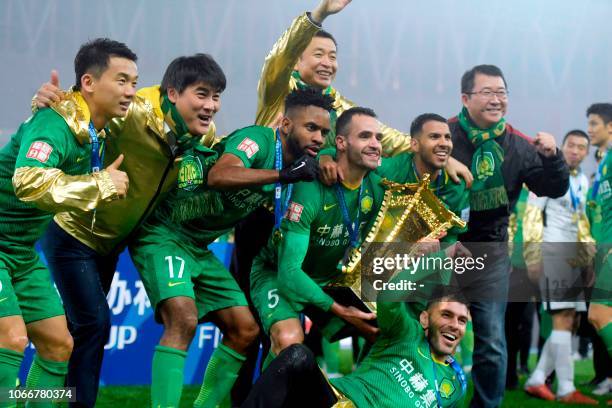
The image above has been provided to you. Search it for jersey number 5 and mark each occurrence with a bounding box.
[267,289,279,309]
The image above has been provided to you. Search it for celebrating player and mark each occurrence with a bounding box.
[0,38,136,400]
[250,107,386,365]
[127,87,334,407]
[242,293,470,408]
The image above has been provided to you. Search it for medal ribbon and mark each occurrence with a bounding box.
[88,121,105,173]
[334,182,365,249]
[274,129,293,233]
[568,172,582,214]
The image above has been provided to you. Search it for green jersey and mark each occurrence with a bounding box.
[265,172,386,311]
[0,109,94,256]
[331,301,465,408]
[591,149,611,304]
[142,125,277,245]
[586,186,603,242]
[597,149,611,243]
[376,152,470,242]
[509,187,529,268]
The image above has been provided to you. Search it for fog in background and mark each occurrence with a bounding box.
[2,0,610,174]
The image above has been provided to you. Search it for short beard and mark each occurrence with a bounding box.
[286,134,305,160]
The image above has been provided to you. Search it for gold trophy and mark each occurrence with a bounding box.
[324,175,466,315]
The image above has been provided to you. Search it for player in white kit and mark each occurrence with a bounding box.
[524,129,598,405]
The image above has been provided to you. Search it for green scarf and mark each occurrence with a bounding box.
[292,71,338,145]
[457,107,509,211]
[160,94,223,223]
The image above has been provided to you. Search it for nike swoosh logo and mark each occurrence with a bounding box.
[323,204,337,211]
[168,282,186,287]
[76,157,85,163]
[0,297,7,303]
[292,162,306,172]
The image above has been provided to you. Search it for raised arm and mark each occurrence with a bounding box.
[522,132,570,198]
[255,0,352,127]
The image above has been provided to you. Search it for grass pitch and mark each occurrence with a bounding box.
[91,357,609,407]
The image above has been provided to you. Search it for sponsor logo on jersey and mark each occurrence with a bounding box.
[323,203,337,211]
[286,202,304,222]
[26,141,53,163]
[361,195,373,214]
[177,154,204,191]
[237,137,259,159]
[168,281,186,287]
[440,378,456,398]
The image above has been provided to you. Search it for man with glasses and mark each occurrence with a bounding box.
[447,64,570,407]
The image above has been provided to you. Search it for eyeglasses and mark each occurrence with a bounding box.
[467,89,509,99]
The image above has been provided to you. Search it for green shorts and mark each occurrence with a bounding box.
[129,236,247,323]
[250,258,346,338]
[0,251,65,323]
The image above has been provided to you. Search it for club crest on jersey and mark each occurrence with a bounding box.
[440,378,456,398]
[286,202,304,222]
[237,137,259,159]
[177,154,204,191]
[360,195,373,214]
[26,141,53,163]
[475,151,494,180]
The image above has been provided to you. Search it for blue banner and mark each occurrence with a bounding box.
[19,243,234,385]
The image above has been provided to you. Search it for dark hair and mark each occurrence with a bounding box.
[563,129,590,146]
[314,29,337,47]
[335,107,378,137]
[410,113,448,138]
[74,38,137,91]
[425,288,470,311]
[461,64,507,94]
[160,53,226,95]
[284,87,335,115]
[586,103,612,125]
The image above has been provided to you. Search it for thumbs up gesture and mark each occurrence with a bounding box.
[34,70,64,109]
[105,154,129,198]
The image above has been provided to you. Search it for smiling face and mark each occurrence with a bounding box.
[420,301,469,359]
[562,134,589,169]
[168,81,220,136]
[86,56,138,123]
[295,36,338,89]
[461,73,507,129]
[411,120,453,174]
[336,114,382,171]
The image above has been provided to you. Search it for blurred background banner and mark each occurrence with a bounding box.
[1,0,611,174]
[18,243,234,386]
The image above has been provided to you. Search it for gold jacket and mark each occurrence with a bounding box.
[13,91,118,213]
[256,12,411,157]
[53,86,217,255]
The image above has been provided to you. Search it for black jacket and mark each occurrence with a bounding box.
[449,117,570,243]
